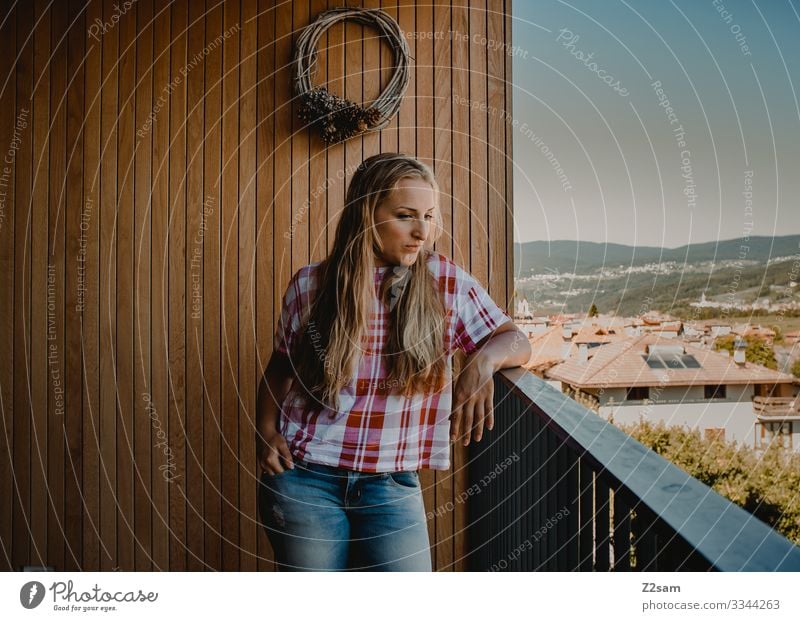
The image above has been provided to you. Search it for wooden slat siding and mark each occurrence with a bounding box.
[397,0,414,159]
[291,0,309,272]
[133,0,153,572]
[115,0,136,572]
[504,0,512,309]
[57,0,86,571]
[11,0,31,572]
[203,0,223,572]
[63,0,87,571]
[167,0,188,572]
[0,0,15,572]
[450,0,470,573]
[99,0,119,571]
[308,0,328,263]
[151,0,171,571]
[185,0,205,571]
[324,0,343,255]
[47,0,67,573]
[30,0,50,569]
[487,0,504,308]
[82,0,101,572]
[273,0,291,341]
[255,0,276,570]
[432,0,454,572]
[4,0,513,571]
[361,0,381,162]
[220,0,240,572]
[343,7,363,241]
[239,0,258,572]
[379,0,398,153]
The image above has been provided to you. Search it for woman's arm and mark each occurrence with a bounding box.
[256,351,296,474]
[450,321,532,446]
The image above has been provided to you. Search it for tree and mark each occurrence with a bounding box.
[713,335,778,369]
[588,303,599,318]
[791,358,800,379]
[618,419,800,545]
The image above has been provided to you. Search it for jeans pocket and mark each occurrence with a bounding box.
[386,470,420,490]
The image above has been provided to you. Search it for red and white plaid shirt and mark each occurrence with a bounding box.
[274,252,510,472]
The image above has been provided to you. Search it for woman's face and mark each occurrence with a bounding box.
[373,177,437,267]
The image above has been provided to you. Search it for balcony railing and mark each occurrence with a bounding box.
[753,395,800,421]
[467,368,800,571]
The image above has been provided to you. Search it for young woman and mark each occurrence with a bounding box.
[256,153,531,571]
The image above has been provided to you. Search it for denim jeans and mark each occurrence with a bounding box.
[257,459,432,571]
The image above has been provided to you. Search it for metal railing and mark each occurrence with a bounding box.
[467,368,800,571]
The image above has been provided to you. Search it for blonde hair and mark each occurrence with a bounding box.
[292,153,448,412]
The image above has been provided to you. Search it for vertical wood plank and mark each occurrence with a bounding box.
[291,0,309,272]
[30,0,51,569]
[324,0,344,253]
[47,0,67,572]
[487,0,505,308]
[220,0,240,572]
[432,0,454,572]
[379,0,398,153]
[133,0,154,571]
[343,2,363,222]
[9,3,34,570]
[451,0,470,572]
[239,0,258,573]
[273,0,291,328]
[256,0,277,571]
[203,0,223,571]
[168,0,188,572]
[151,0,171,571]
[185,0,206,571]
[81,0,102,572]
[504,0,513,307]
[361,0,380,161]
[308,0,328,263]
[0,0,14,572]
[115,0,136,572]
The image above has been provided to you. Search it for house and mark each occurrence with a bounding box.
[545,334,799,451]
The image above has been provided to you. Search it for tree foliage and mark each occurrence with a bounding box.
[618,419,800,545]
[713,335,778,369]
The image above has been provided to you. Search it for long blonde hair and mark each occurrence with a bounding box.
[292,153,448,412]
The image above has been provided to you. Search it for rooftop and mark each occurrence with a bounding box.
[545,333,796,389]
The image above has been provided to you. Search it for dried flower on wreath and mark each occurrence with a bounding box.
[293,8,410,144]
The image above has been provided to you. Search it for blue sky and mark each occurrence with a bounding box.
[512,0,800,247]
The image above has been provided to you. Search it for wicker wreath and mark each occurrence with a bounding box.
[293,7,410,144]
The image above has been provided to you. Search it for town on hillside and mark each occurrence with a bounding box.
[513,301,800,453]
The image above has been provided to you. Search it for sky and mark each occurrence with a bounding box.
[511,0,800,247]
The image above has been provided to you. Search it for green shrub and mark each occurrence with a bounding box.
[618,418,800,545]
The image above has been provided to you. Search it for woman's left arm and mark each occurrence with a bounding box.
[450,321,532,446]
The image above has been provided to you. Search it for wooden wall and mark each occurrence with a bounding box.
[0,0,513,571]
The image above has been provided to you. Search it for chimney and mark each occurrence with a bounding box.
[733,338,746,365]
[578,343,588,364]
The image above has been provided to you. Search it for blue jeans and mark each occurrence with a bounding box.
[257,459,432,571]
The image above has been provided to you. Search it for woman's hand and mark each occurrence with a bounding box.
[450,352,496,446]
[257,425,295,475]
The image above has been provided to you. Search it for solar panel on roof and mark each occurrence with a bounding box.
[663,354,684,369]
[643,355,664,369]
[681,355,701,368]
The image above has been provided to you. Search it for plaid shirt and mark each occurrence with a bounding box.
[274,252,510,472]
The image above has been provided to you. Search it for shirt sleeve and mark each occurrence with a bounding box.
[273,267,308,356]
[453,266,512,355]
